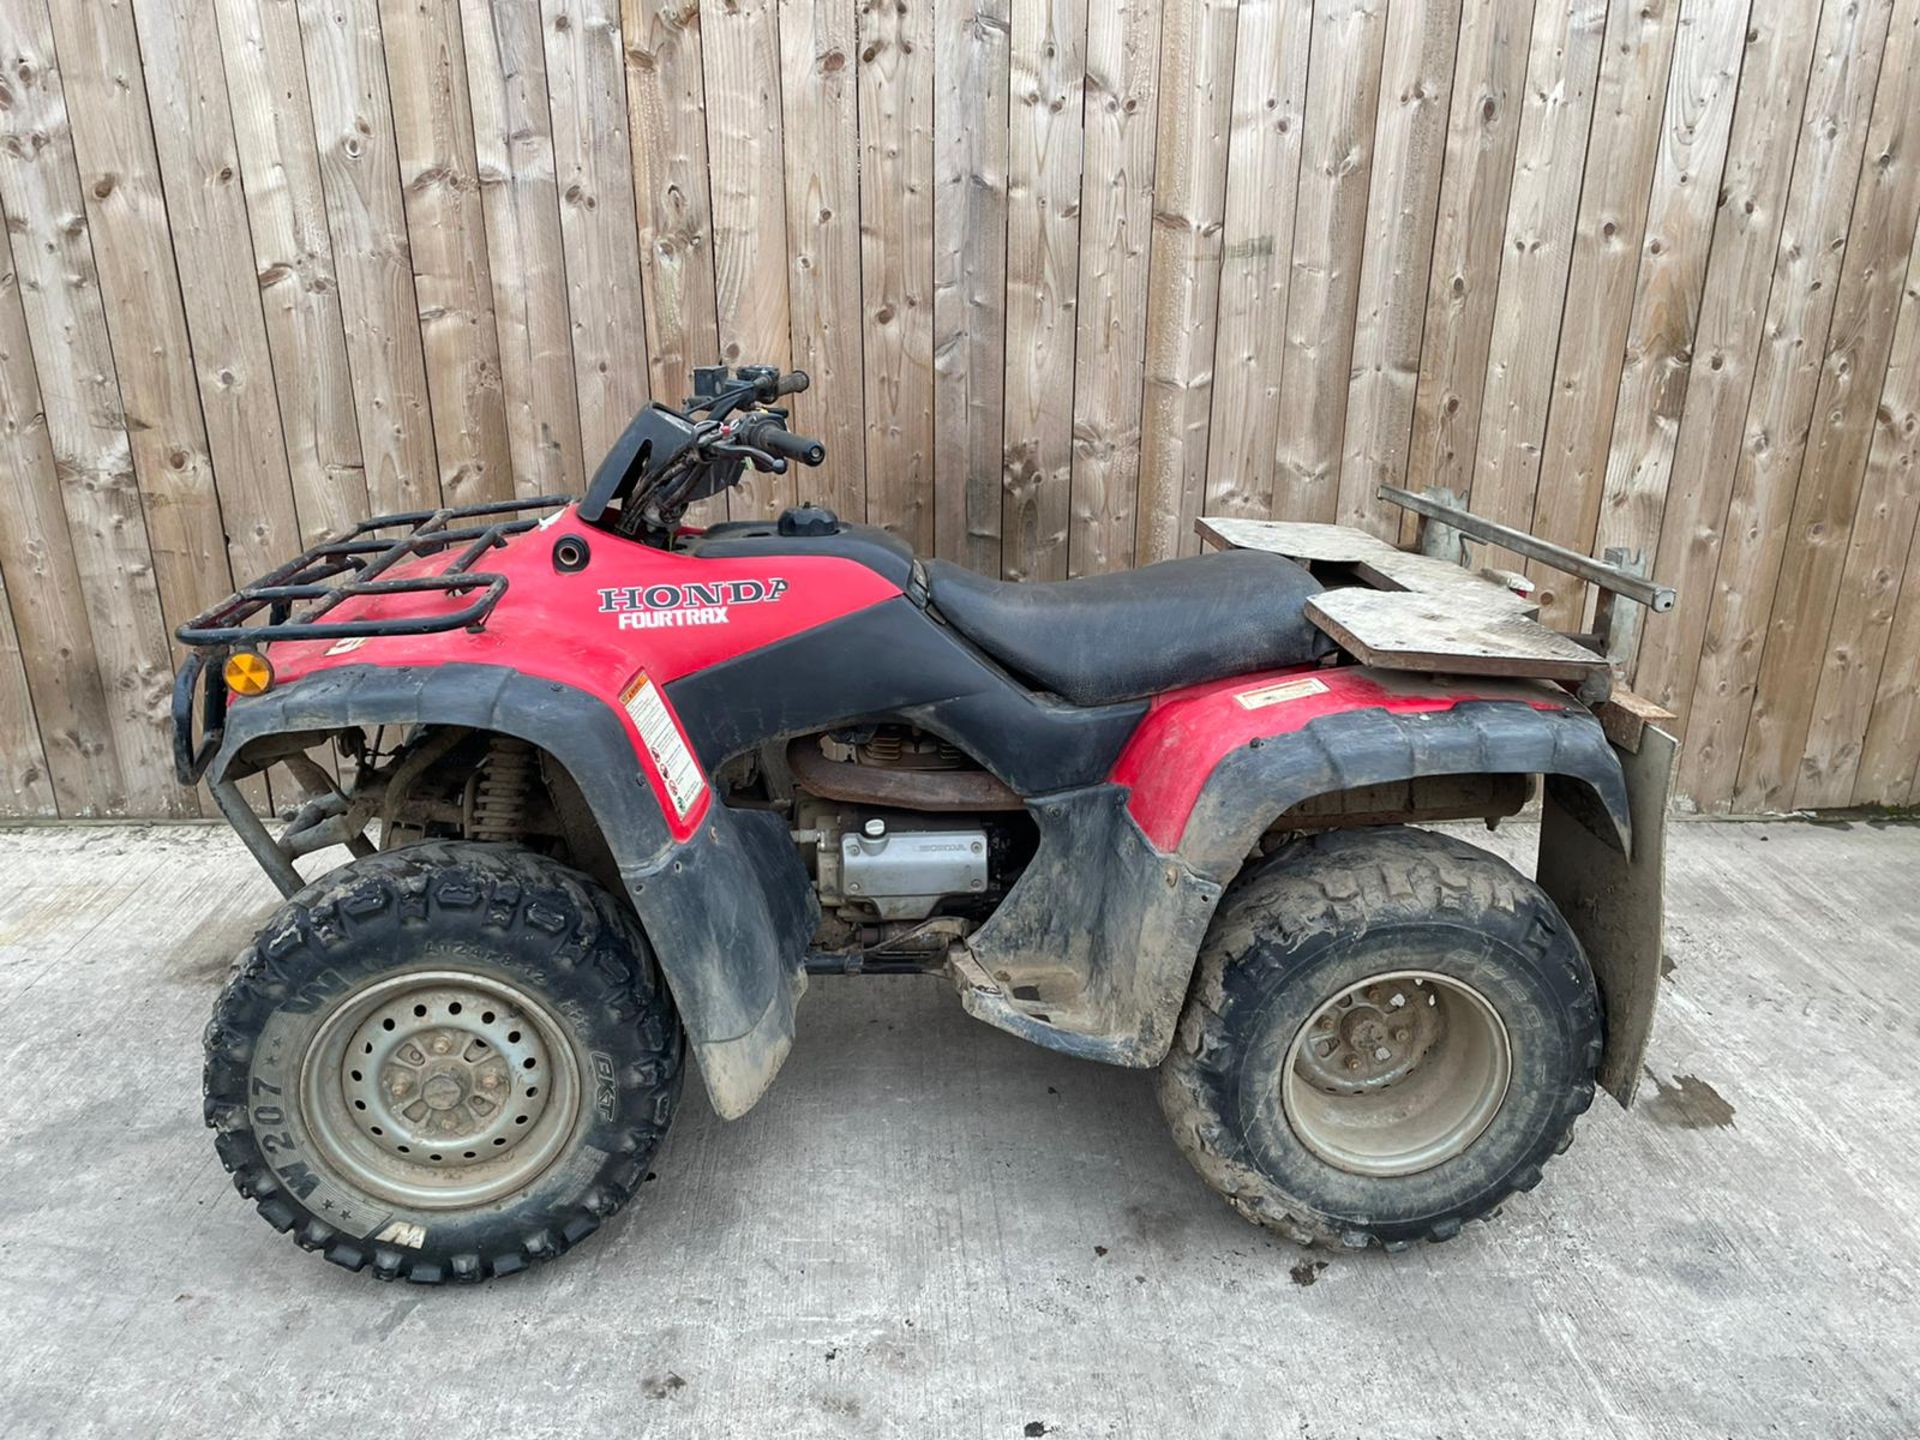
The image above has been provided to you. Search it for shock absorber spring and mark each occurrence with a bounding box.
[465,738,537,843]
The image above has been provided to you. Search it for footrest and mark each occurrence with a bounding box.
[947,946,1160,1066]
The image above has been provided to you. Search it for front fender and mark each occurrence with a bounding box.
[210,662,814,1119]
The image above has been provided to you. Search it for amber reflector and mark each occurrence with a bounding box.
[223,650,274,697]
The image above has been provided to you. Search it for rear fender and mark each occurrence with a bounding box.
[1093,665,1650,1091]
[210,662,814,1119]
[1113,666,1632,878]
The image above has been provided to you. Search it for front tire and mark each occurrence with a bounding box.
[204,842,683,1283]
[1157,826,1600,1250]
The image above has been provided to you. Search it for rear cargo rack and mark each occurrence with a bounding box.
[171,495,570,784]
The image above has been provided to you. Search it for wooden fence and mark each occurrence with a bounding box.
[1,0,1918,819]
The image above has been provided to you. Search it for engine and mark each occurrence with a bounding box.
[816,815,989,920]
[782,724,1037,959]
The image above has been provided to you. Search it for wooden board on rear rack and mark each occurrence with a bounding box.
[1199,514,1607,691]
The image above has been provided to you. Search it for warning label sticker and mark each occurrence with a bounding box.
[1234,676,1330,711]
[620,673,706,821]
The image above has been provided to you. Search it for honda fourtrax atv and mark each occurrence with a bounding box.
[176,364,1675,1284]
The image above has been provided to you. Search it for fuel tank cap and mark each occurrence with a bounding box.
[777,503,840,537]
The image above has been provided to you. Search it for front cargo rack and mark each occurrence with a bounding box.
[177,494,572,647]
[172,494,571,784]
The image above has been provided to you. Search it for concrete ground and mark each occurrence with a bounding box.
[0,820,1915,1439]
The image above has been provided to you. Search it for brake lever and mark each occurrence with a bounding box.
[707,440,788,474]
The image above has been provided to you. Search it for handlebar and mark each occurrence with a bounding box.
[596,364,827,537]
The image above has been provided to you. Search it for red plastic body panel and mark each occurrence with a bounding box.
[1110,665,1569,852]
[261,507,900,840]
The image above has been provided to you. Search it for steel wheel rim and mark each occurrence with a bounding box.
[1281,969,1511,1178]
[299,969,585,1210]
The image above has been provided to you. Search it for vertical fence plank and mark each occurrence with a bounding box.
[1337,0,1462,535]
[932,0,1009,570]
[1204,0,1311,524]
[1736,0,1920,811]
[0,230,120,815]
[1464,0,1606,539]
[0,567,53,816]
[1799,227,1920,806]
[215,0,370,544]
[1403,0,1533,524]
[704,0,797,520]
[1067,0,1160,576]
[50,0,234,634]
[380,0,515,504]
[135,0,307,595]
[623,0,723,488]
[462,0,587,497]
[1272,0,1388,524]
[1875,584,1920,801]
[1136,0,1238,563]
[1855,333,1920,804]
[1632,0,1827,731]
[48,0,244,816]
[0,2,168,815]
[858,0,937,548]
[779,0,868,522]
[1523,0,1684,621]
[544,0,652,465]
[298,0,444,514]
[1588,0,1754,653]
[146,0,346,811]
[1001,0,1089,581]
[1679,0,1895,810]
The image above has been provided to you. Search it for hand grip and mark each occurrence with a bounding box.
[764,428,824,467]
[747,367,812,400]
[737,414,826,466]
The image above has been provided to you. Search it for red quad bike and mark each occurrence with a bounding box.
[177,364,1676,1284]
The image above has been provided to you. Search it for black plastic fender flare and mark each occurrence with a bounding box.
[208,662,815,1119]
[1175,700,1633,881]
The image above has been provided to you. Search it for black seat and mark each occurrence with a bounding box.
[925,548,1331,707]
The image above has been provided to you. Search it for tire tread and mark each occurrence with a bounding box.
[203,842,682,1284]
[1157,827,1600,1250]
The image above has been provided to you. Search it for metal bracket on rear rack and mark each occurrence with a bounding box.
[1379,485,1677,689]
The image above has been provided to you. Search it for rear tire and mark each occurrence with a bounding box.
[203,842,683,1283]
[1157,826,1600,1250]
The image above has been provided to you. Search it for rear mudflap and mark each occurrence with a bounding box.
[1537,725,1677,1107]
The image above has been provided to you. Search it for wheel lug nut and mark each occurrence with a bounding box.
[1343,1055,1361,1072]
[1365,986,1381,1002]
[1393,1028,1410,1043]
[1317,1015,1334,1030]
[391,1075,411,1095]
[432,1036,452,1055]
[480,1072,499,1089]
